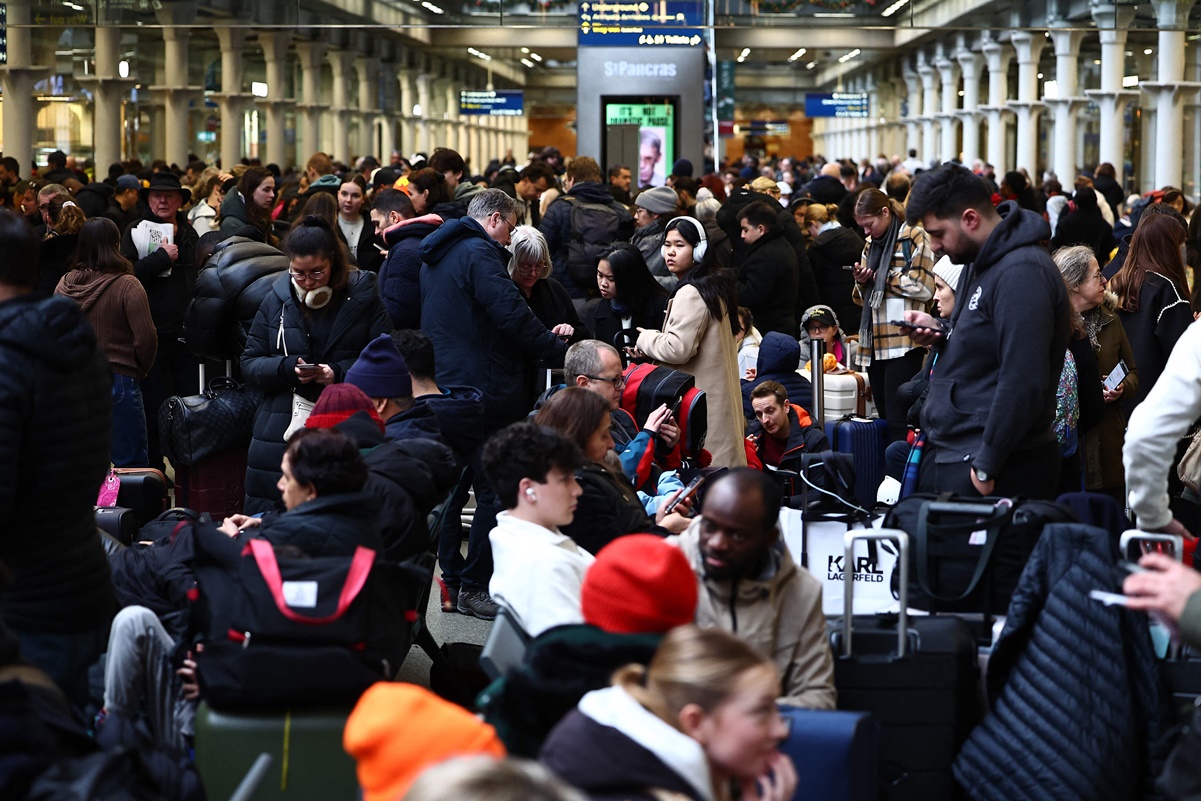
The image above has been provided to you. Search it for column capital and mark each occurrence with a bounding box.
[295,39,328,67]
[259,30,293,62]
[1009,30,1048,65]
[213,26,248,52]
[981,40,1013,73]
[1091,3,1137,40]
[934,54,960,84]
[1150,0,1197,29]
[1048,26,1087,59]
[956,49,985,77]
[328,49,357,77]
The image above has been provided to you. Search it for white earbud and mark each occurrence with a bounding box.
[525,488,537,501]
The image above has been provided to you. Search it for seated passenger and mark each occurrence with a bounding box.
[534,388,692,555]
[346,333,445,444]
[539,625,797,801]
[677,469,836,709]
[479,534,699,757]
[480,422,592,637]
[304,383,457,562]
[740,331,815,421]
[745,380,830,471]
[799,304,859,371]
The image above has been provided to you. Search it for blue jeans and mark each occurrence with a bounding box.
[111,373,149,467]
[439,446,499,593]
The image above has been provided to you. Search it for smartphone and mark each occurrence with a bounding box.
[664,475,705,514]
[667,396,683,420]
[888,319,917,330]
[1103,360,1128,392]
[296,363,321,374]
[841,264,856,271]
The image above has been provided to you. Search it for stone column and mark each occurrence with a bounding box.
[902,63,923,159]
[980,37,1014,173]
[397,69,415,155]
[148,4,201,169]
[955,47,985,167]
[1086,5,1138,186]
[1142,0,1201,189]
[918,56,939,163]
[1007,30,1047,175]
[1045,25,1088,181]
[259,32,293,168]
[0,0,49,173]
[84,26,136,172]
[295,40,327,159]
[328,50,355,164]
[934,48,961,163]
[416,73,433,154]
[213,27,251,168]
[866,75,882,159]
[356,57,379,158]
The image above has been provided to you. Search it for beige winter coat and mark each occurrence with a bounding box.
[637,283,747,467]
[677,522,837,710]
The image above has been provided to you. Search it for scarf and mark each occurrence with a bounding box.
[858,215,902,357]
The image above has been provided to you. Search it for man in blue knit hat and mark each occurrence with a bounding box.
[347,333,446,445]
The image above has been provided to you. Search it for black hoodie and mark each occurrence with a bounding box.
[0,294,115,632]
[920,202,1071,475]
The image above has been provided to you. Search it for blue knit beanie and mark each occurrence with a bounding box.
[346,334,412,399]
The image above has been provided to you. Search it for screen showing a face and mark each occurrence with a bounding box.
[606,102,675,188]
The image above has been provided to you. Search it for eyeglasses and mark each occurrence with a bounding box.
[515,262,541,275]
[289,269,325,281]
[496,213,517,234]
[585,374,626,389]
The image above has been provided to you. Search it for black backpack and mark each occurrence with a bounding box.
[559,195,625,293]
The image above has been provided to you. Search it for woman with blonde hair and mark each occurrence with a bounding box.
[851,188,936,443]
[540,625,796,801]
[802,202,865,331]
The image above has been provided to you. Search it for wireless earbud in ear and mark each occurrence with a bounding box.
[525,488,537,501]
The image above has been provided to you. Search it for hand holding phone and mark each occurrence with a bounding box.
[295,363,321,374]
[888,319,917,331]
[664,475,704,514]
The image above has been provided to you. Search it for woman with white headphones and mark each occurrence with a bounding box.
[634,217,748,467]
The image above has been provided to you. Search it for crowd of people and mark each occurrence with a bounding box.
[3,138,1201,799]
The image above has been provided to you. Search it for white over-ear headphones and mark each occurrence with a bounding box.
[292,278,334,309]
[661,216,708,265]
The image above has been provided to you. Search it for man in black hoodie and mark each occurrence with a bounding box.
[0,210,114,705]
[903,164,1071,499]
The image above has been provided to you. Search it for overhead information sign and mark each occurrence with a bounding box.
[805,92,869,118]
[459,90,524,116]
[579,0,703,47]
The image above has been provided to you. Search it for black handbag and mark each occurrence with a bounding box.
[883,493,1076,615]
[158,376,260,467]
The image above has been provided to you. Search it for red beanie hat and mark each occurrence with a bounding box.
[305,383,385,433]
[581,534,698,634]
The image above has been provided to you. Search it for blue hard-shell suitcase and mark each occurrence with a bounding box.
[825,415,888,507]
[779,707,880,801]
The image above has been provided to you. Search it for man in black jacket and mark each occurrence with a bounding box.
[121,172,202,470]
[0,210,114,705]
[903,164,1071,499]
[492,161,555,227]
[736,202,799,336]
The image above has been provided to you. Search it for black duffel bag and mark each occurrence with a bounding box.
[158,376,260,467]
[884,493,1076,615]
[190,523,422,708]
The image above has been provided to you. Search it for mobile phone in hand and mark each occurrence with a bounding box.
[667,396,683,420]
[296,363,321,374]
[664,475,705,514]
[888,319,917,330]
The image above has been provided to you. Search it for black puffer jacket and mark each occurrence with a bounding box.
[560,462,659,556]
[417,385,487,463]
[378,214,442,330]
[808,225,866,330]
[735,228,798,337]
[954,523,1161,801]
[121,211,201,337]
[0,294,114,633]
[335,412,458,561]
[250,491,384,557]
[240,271,390,514]
[183,236,288,361]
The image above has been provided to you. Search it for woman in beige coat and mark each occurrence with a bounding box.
[636,217,748,467]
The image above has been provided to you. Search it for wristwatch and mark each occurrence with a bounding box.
[974,467,991,482]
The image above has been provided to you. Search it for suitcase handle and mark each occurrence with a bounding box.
[842,529,909,659]
[1119,530,1184,563]
[912,501,1014,604]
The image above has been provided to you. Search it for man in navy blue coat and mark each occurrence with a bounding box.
[420,189,567,619]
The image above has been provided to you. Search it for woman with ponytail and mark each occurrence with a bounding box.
[241,215,389,514]
[33,194,87,297]
[634,217,747,467]
[541,625,797,801]
[851,188,936,443]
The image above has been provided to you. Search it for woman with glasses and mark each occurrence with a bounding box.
[219,166,278,245]
[541,625,797,801]
[241,215,389,515]
[509,225,586,408]
[1055,245,1137,498]
[585,241,668,365]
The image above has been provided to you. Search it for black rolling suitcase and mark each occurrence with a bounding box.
[95,506,138,545]
[829,529,982,801]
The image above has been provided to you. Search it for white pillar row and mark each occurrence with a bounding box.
[442,77,464,156]
[85,26,135,172]
[327,50,355,164]
[259,32,292,168]
[214,27,250,168]
[1007,30,1047,175]
[901,64,923,160]
[397,69,416,156]
[415,73,433,154]
[0,0,49,172]
[150,12,199,169]
[295,41,327,159]
[1144,0,1201,190]
[980,37,1014,173]
[934,48,961,163]
[1046,25,1087,182]
[955,47,985,168]
[918,56,939,166]
[866,75,881,159]
[356,57,378,159]
[1086,5,1138,187]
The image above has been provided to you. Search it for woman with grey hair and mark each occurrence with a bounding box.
[508,225,587,407]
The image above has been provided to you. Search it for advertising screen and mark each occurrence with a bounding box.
[605,99,676,188]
